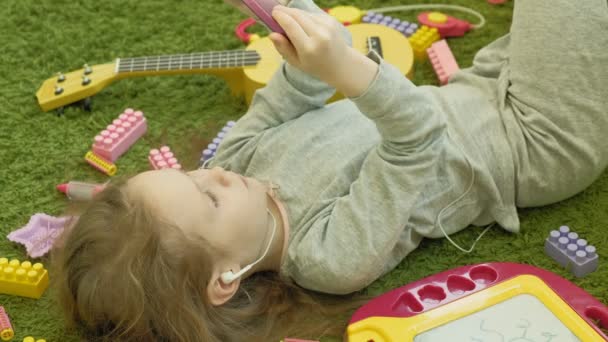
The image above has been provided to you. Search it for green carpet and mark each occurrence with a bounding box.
[0,0,606,341]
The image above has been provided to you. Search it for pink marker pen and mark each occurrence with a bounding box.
[56,181,106,201]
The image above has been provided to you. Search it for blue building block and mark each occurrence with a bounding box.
[199,121,236,168]
[362,12,419,38]
[544,225,598,278]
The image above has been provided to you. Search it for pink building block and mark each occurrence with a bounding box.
[488,0,507,4]
[0,306,14,341]
[92,108,147,162]
[149,146,182,170]
[427,39,460,85]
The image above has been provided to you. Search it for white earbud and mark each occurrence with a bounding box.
[220,208,277,284]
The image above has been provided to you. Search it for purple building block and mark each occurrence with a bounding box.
[362,12,419,37]
[199,121,236,168]
[544,225,598,278]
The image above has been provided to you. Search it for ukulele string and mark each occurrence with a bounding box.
[117,52,261,70]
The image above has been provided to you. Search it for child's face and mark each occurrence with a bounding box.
[127,167,272,261]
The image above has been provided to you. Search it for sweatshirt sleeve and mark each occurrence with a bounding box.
[284,51,447,294]
[210,0,352,171]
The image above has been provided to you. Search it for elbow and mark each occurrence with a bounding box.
[295,258,379,295]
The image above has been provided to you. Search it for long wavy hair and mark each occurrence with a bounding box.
[51,180,367,341]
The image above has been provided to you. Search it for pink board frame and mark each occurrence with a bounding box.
[349,262,608,339]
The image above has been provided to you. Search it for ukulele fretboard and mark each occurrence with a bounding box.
[116,50,261,73]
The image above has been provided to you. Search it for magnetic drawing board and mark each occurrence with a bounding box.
[413,294,580,342]
[346,263,608,341]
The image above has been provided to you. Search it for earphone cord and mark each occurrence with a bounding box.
[435,133,494,253]
[199,156,214,170]
[365,4,486,30]
[248,208,277,269]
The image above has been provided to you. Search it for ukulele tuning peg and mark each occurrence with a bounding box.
[57,72,66,82]
[83,64,93,75]
[81,75,91,86]
[54,85,64,95]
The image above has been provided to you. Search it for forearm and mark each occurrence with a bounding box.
[331,48,380,98]
[349,52,446,152]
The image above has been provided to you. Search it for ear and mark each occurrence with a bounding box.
[207,270,240,306]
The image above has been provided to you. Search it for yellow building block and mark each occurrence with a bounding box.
[23,337,46,342]
[327,6,364,25]
[409,25,440,61]
[0,258,49,299]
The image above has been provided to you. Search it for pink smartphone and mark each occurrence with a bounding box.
[229,0,286,35]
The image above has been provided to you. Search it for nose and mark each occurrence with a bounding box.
[209,166,231,186]
[209,166,224,174]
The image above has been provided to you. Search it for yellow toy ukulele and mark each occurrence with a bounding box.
[36,24,413,113]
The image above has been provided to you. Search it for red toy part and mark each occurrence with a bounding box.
[488,0,508,4]
[235,17,258,44]
[417,11,472,38]
[349,262,608,339]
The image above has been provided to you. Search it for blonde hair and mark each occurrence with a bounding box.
[52,180,367,341]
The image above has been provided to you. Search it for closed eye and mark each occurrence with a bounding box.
[176,169,219,208]
[205,190,219,208]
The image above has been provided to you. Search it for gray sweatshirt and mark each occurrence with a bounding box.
[211,0,520,294]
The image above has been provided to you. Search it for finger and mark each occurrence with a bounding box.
[272,8,311,51]
[308,12,336,28]
[277,7,323,38]
[269,32,298,63]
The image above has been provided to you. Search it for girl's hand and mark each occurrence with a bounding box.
[269,6,350,86]
[269,5,379,98]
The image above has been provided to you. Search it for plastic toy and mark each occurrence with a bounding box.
[38,26,412,113]
[544,225,598,278]
[418,11,472,38]
[0,306,14,341]
[327,5,364,25]
[149,146,182,170]
[235,5,363,44]
[346,262,608,341]
[8,213,71,258]
[427,39,460,85]
[200,121,237,167]
[408,25,440,61]
[22,337,45,342]
[363,4,486,39]
[361,12,419,37]
[488,0,508,4]
[232,0,285,35]
[84,150,117,176]
[56,181,105,200]
[235,18,263,44]
[0,258,49,299]
[91,108,147,163]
